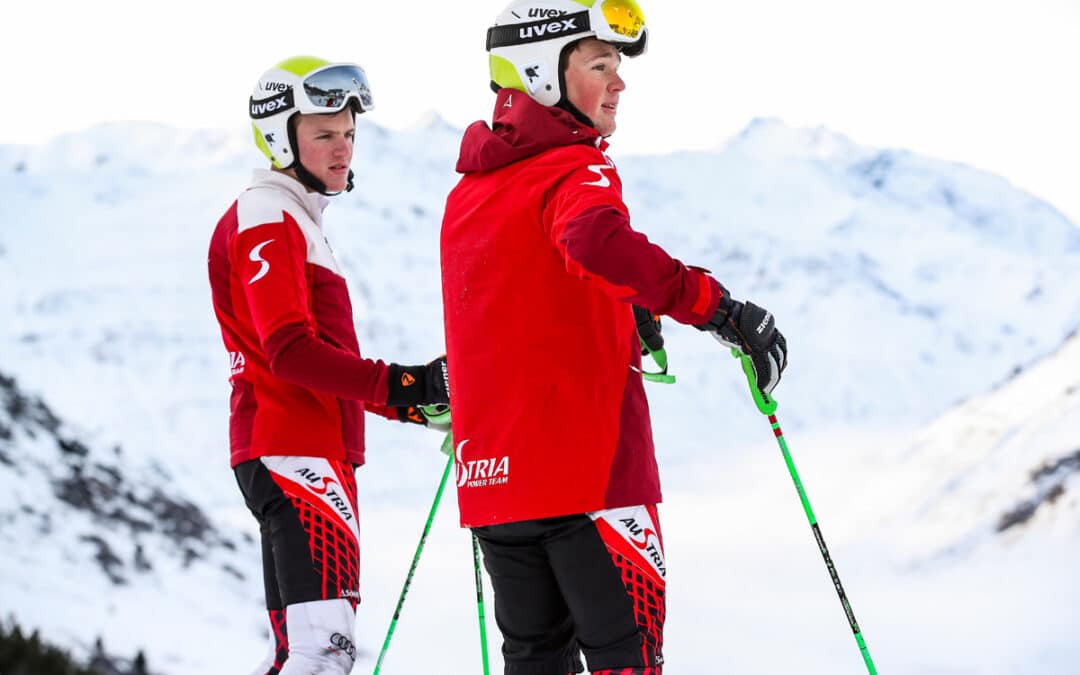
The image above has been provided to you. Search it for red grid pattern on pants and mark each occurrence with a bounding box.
[289,495,360,609]
[610,550,665,671]
[592,669,660,675]
[267,607,289,675]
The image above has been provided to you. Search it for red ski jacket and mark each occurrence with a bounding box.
[441,90,723,527]
[208,170,396,468]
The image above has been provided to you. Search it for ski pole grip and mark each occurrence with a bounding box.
[731,348,778,415]
[634,306,676,385]
[642,370,676,384]
[419,403,451,427]
[420,404,454,456]
[641,347,676,384]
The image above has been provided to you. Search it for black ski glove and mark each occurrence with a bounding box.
[395,404,451,433]
[697,293,787,395]
[396,405,428,425]
[633,305,664,354]
[386,356,450,407]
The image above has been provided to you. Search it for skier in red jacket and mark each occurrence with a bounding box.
[209,56,449,675]
[440,2,787,673]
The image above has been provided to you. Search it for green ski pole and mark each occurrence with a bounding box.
[731,349,879,674]
[412,405,492,674]
[372,439,454,675]
[471,532,491,675]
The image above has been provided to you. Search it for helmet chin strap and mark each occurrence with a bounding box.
[555,43,597,132]
[555,97,595,131]
[293,161,354,196]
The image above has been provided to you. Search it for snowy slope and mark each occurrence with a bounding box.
[1,117,1078,673]
[0,369,264,670]
[806,329,1080,675]
[619,119,1080,441]
[2,116,1077,450]
[888,328,1080,559]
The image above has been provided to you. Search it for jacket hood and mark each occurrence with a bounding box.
[455,89,602,174]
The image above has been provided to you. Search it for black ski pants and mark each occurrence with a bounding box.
[473,507,665,675]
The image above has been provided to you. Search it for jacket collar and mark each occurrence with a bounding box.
[250,169,330,224]
[456,89,604,174]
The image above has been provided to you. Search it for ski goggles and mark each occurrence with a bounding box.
[299,63,374,114]
[250,63,374,120]
[487,0,648,56]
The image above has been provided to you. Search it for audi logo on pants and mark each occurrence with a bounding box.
[330,633,356,661]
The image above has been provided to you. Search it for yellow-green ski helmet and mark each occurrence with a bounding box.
[486,0,648,106]
[249,56,374,169]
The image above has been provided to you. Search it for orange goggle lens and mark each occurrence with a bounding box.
[600,0,646,41]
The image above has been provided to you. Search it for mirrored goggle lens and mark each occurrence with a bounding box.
[599,0,646,41]
[302,64,374,112]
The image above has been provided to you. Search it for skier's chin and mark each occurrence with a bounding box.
[324,171,350,193]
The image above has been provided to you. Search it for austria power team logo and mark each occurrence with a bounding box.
[455,439,510,489]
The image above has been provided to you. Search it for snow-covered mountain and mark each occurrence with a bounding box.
[889,327,1080,560]
[1,116,1077,673]
[0,369,260,670]
[619,118,1080,438]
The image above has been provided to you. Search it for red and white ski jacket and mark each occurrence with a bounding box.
[441,90,724,527]
[209,170,397,468]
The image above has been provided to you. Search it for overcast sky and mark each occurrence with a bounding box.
[6,0,1079,222]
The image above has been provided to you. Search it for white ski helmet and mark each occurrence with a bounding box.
[487,0,648,107]
[249,56,374,169]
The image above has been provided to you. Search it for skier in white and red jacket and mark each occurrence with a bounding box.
[208,55,448,675]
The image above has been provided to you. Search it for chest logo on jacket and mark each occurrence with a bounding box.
[248,239,276,284]
[582,160,616,188]
[455,439,511,489]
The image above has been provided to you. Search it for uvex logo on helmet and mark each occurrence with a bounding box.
[250,89,295,119]
[517,16,580,40]
[527,8,567,18]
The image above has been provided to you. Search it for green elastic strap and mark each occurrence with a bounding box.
[640,341,676,385]
[420,404,453,456]
[731,348,777,415]
[419,403,452,427]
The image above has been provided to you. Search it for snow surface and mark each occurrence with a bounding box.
[0,115,1078,674]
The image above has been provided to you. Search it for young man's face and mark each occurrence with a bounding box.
[292,107,356,193]
[563,38,625,137]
